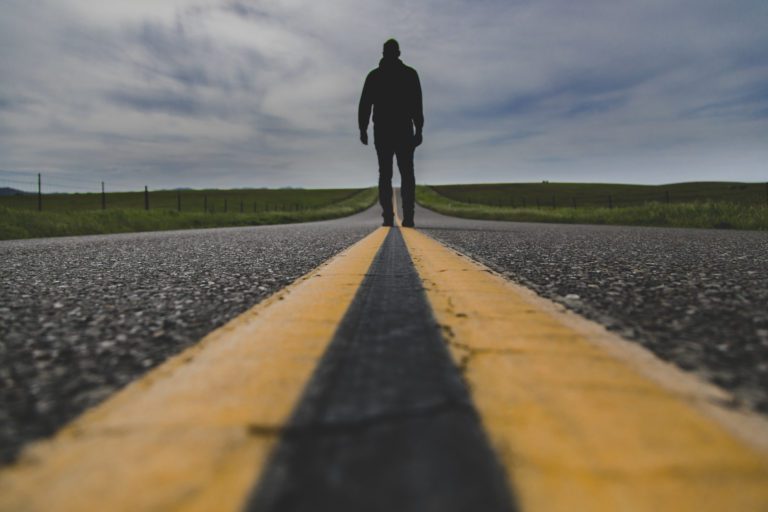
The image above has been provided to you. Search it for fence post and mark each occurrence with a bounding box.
[144,186,149,210]
[177,191,181,212]
[37,173,42,211]
[101,181,106,210]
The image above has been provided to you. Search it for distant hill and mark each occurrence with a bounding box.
[0,187,31,196]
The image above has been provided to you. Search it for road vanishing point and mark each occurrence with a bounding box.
[1,201,767,511]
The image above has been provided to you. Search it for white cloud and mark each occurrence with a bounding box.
[0,0,766,191]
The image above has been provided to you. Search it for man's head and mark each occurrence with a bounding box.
[383,39,400,59]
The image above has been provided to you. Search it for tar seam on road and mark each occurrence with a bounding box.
[400,226,768,512]
[0,228,388,512]
[246,227,516,512]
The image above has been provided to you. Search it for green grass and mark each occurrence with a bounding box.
[0,188,377,240]
[417,185,768,230]
[431,181,768,208]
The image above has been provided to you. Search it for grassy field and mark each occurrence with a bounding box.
[0,187,367,213]
[431,182,768,208]
[0,188,377,240]
[417,185,768,230]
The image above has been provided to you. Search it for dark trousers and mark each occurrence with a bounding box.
[375,142,415,222]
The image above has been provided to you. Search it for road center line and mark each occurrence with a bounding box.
[400,227,768,512]
[246,227,515,512]
[0,227,388,512]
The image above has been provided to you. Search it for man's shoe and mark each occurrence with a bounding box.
[382,218,394,227]
[402,219,415,228]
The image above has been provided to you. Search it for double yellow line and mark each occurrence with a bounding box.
[2,225,767,511]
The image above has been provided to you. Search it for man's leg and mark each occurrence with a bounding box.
[375,144,395,224]
[395,144,416,226]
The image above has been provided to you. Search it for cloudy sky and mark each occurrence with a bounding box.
[1,0,766,191]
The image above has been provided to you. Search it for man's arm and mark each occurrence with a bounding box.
[412,70,424,146]
[358,73,373,145]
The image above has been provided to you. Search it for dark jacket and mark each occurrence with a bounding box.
[358,57,423,144]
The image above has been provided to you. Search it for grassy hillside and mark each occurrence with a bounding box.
[417,184,768,230]
[0,188,377,240]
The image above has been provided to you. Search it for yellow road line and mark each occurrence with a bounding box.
[400,227,768,511]
[0,227,389,512]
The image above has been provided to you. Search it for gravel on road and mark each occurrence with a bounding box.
[414,205,768,414]
[0,209,378,463]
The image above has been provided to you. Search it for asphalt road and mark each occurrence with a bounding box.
[413,204,768,414]
[2,201,767,466]
[0,208,378,463]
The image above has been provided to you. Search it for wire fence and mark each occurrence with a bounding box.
[4,170,766,213]
[0,170,362,213]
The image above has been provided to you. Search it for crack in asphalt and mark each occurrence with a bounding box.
[415,205,768,414]
[246,400,478,440]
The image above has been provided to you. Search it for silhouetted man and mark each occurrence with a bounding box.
[358,38,423,227]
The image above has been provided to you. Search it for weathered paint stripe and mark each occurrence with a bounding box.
[0,227,389,512]
[246,227,515,511]
[400,227,768,512]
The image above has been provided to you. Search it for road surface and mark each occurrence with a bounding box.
[1,202,767,511]
[0,208,378,463]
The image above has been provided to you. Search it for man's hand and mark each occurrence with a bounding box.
[360,130,368,145]
[414,131,423,147]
